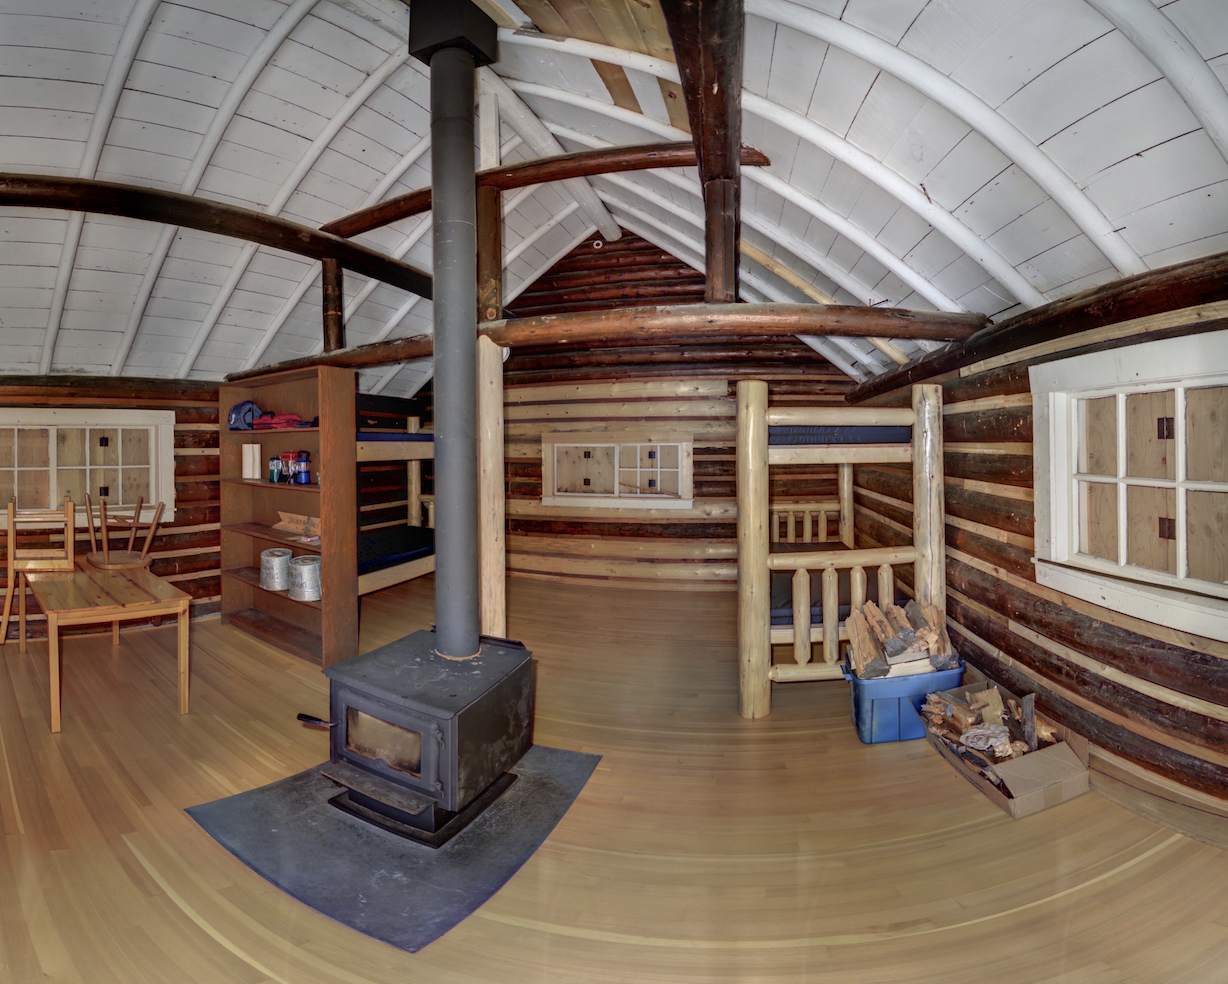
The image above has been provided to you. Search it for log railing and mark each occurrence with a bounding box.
[769,501,840,544]
[766,546,917,681]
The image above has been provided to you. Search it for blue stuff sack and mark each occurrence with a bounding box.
[227,400,262,430]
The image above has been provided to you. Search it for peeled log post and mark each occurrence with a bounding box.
[878,564,894,608]
[839,462,854,548]
[321,258,344,352]
[477,336,507,638]
[912,384,946,613]
[737,379,770,719]
[851,565,866,611]
[822,568,839,663]
[792,567,811,665]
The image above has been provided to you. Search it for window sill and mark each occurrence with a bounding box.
[1036,559,1228,644]
[541,496,694,510]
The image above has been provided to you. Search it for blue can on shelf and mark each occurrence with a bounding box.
[841,661,964,744]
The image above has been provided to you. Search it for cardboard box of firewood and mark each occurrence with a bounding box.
[923,682,1089,819]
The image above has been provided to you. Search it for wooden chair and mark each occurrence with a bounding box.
[1,496,76,651]
[85,495,164,570]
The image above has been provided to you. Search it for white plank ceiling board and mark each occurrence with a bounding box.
[843,0,930,46]
[1167,0,1228,60]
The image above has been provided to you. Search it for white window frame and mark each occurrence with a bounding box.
[1031,330,1228,642]
[0,408,176,522]
[540,430,694,509]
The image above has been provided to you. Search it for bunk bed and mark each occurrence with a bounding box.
[736,382,945,718]
[355,412,436,596]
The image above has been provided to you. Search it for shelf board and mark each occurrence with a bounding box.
[221,567,322,609]
[223,608,322,664]
[222,478,320,493]
[224,427,320,434]
[222,522,323,552]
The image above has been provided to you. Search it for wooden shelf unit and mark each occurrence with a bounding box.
[218,366,357,667]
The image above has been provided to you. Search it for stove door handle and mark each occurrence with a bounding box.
[296,713,337,728]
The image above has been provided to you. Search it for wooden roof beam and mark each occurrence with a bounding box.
[319,142,770,239]
[0,174,433,299]
[225,303,985,380]
[846,251,1228,403]
[659,0,745,304]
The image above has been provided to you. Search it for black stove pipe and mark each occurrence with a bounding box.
[430,47,479,659]
[411,0,497,659]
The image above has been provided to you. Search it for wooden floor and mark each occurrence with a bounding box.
[1,575,1226,983]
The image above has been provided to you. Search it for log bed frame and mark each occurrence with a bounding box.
[736,381,945,718]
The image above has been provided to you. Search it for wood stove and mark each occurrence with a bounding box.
[318,629,532,846]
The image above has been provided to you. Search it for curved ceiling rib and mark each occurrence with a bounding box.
[508,80,961,310]
[746,0,1146,277]
[111,0,320,376]
[740,95,1047,308]
[41,0,161,375]
[477,68,620,241]
[175,46,411,378]
[500,33,1043,309]
[1083,0,1228,169]
[237,133,434,372]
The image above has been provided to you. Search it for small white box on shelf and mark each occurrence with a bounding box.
[241,443,261,479]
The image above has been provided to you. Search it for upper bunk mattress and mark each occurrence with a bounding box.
[768,425,910,445]
[357,524,435,575]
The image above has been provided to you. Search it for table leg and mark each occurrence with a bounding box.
[112,619,119,646]
[48,613,60,733]
[18,575,26,654]
[178,602,189,715]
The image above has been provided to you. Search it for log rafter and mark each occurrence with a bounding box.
[319,142,770,240]
[225,303,986,380]
[0,174,433,299]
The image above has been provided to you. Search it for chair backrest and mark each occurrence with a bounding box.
[6,497,75,574]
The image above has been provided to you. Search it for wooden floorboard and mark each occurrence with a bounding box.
[0,574,1225,982]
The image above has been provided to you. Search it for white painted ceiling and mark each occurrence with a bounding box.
[2,0,1227,394]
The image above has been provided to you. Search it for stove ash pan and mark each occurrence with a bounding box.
[324,630,533,814]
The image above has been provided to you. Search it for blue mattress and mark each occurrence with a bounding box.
[357,524,435,575]
[356,432,433,442]
[768,425,910,445]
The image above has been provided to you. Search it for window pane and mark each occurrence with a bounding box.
[1186,386,1227,483]
[122,467,150,505]
[56,428,86,467]
[618,469,638,494]
[658,470,680,496]
[659,444,679,469]
[1126,390,1175,480]
[90,428,119,466]
[57,469,86,506]
[639,445,657,468]
[555,446,614,494]
[0,471,13,505]
[1188,491,1228,584]
[1126,485,1176,574]
[92,468,119,504]
[17,470,48,509]
[1079,481,1118,562]
[121,428,150,466]
[1079,397,1117,475]
[0,430,15,468]
[17,429,48,468]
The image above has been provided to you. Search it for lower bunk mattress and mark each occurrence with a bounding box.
[357,524,435,576]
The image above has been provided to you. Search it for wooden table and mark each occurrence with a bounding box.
[25,560,191,732]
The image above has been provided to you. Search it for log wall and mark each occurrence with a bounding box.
[0,377,221,640]
[504,370,852,587]
[853,328,1228,843]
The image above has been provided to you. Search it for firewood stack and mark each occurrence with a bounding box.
[847,599,958,679]
[923,686,1059,789]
